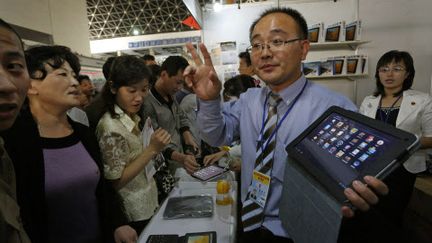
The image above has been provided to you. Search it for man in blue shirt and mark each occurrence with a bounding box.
[184,7,389,243]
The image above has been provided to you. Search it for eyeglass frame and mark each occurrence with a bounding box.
[246,37,304,54]
[378,66,406,74]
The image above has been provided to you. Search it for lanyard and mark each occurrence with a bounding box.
[258,80,308,153]
[378,95,402,124]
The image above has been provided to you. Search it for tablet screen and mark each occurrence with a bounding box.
[292,112,397,188]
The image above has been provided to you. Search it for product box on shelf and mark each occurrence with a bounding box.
[345,20,362,41]
[346,55,368,74]
[360,54,368,74]
[303,61,321,77]
[325,21,345,42]
[308,22,324,43]
[319,60,334,76]
[327,56,347,75]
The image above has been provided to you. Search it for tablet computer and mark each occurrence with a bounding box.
[285,106,419,203]
[163,195,213,219]
[184,231,217,243]
[191,165,228,182]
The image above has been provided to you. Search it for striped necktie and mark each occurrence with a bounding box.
[241,92,282,231]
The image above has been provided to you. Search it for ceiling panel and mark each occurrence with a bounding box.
[86,0,195,40]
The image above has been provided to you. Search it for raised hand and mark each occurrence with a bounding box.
[184,43,222,101]
[148,128,171,153]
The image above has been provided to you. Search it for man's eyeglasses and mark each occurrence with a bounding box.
[247,38,302,54]
[378,66,406,74]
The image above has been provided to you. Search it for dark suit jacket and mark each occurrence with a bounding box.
[1,107,128,243]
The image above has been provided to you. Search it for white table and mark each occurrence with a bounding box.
[138,180,237,243]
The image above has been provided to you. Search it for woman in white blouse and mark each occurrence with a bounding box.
[357,50,432,240]
[359,50,432,172]
[96,56,170,234]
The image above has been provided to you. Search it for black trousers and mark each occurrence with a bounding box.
[240,227,294,243]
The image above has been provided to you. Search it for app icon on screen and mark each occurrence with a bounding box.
[359,154,369,161]
[365,135,374,142]
[352,161,361,168]
[350,128,358,134]
[336,151,345,158]
[359,142,368,149]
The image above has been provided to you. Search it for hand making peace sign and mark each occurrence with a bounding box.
[184,43,222,101]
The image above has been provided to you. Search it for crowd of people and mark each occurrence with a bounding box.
[1,5,431,243]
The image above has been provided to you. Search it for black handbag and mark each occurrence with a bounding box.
[153,153,176,203]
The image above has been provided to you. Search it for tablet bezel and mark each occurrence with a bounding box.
[285,106,419,203]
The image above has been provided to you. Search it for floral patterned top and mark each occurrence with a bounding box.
[96,105,158,221]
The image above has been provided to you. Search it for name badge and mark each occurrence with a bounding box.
[250,170,271,208]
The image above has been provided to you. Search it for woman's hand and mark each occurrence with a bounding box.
[203,151,227,166]
[148,128,171,153]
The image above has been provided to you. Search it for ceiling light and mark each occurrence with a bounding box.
[214,3,222,12]
[132,29,140,35]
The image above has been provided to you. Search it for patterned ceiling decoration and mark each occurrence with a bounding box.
[86,0,196,40]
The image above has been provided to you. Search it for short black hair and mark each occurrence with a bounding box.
[238,51,251,66]
[160,56,189,77]
[374,50,415,97]
[0,18,24,49]
[102,56,116,80]
[142,54,155,61]
[77,75,91,84]
[223,74,256,101]
[147,64,161,87]
[101,55,151,118]
[249,7,308,41]
[25,45,80,80]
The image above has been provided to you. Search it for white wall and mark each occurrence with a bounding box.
[202,0,432,105]
[0,0,91,55]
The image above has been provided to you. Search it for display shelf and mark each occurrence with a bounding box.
[306,73,369,81]
[310,40,370,50]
